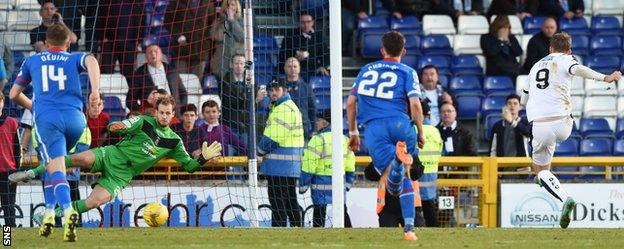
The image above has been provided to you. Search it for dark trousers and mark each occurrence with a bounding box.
[312,204,352,228]
[41,180,82,227]
[378,207,426,228]
[267,176,301,227]
[0,172,16,227]
[422,199,439,227]
[100,42,136,77]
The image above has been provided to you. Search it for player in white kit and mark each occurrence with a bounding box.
[522,33,621,229]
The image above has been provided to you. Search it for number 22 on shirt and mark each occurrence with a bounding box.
[41,65,67,92]
[357,71,398,99]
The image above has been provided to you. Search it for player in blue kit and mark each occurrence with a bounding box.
[346,31,425,241]
[9,23,100,242]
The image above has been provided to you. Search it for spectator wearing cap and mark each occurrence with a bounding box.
[173,104,207,156]
[299,109,355,227]
[258,79,305,227]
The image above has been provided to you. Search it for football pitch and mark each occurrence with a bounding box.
[10,227,623,248]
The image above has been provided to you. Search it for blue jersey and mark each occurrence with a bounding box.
[350,59,421,125]
[15,50,88,115]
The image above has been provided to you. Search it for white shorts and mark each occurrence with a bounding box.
[531,116,573,166]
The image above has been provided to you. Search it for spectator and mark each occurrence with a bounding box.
[436,102,477,156]
[128,44,187,112]
[173,104,207,156]
[221,54,250,134]
[258,80,304,227]
[490,94,531,157]
[381,0,431,19]
[480,15,523,80]
[416,99,443,227]
[0,92,19,227]
[210,0,245,80]
[486,0,532,20]
[30,2,78,52]
[96,0,144,77]
[44,0,90,51]
[86,93,110,148]
[165,0,215,79]
[525,0,583,19]
[279,12,330,78]
[299,110,355,227]
[420,65,454,126]
[431,0,484,21]
[139,89,169,116]
[199,100,247,156]
[522,17,557,74]
[341,1,369,56]
[0,41,13,90]
[127,111,142,119]
[284,57,316,138]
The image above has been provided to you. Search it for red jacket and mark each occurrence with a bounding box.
[0,113,20,172]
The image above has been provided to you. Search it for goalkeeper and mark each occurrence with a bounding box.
[10,96,223,216]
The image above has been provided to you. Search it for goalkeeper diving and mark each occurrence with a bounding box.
[10,96,223,218]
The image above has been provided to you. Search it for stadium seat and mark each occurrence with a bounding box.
[314,94,331,115]
[457,15,489,34]
[453,35,482,55]
[484,113,502,140]
[483,76,514,95]
[592,0,624,15]
[559,17,590,35]
[522,16,546,34]
[7,10,40,31]
[1,31,31,51]
[589,35,623,55]
[253,53,274,71]
[401,55,418,68]
[103,96,127,121]
[515,75,528,96]
[422,15,456,35]
[180,74,201,94]
[578,166,606,180]
[584,78,618,96]
[418,55,451,75]
[555,137,581,156]
[570,76,585,96]
[519,34,532,64]
[0,11,8,31]
[616,119,624,138]
[438,74,449,89]
[421,35,453,55]
[390,16,422,34]
[481,95,508,119]
[197,94,221,110]
[613,139,624,155]
[571,95,584,117]
[100,74,129,95]
[358,15,389,32]
[580,138,613,156]
[360,33,383,58]
[617,78,624,96]
[15,0,40,10]
[584,96,617,117]
[571,35,589,56]
[451,55,482,76]
[455,95,483,119]
[591,16,623,35]
[619,97,624,118]
[449,75,481,95]
[404,33,421,55]
[490,15,523,35]
[0,3,11,10]
[253,35,279,54]
[309,75,330,94]
[585,55,620,74]
[580,118,614,138]
[254,74,272,87]
[202,75,218,94]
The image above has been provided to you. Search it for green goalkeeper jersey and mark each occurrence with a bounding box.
[111,115,203,176]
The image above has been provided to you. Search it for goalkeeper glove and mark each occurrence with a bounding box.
[202,141,222,160]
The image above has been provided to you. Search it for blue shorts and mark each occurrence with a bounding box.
[34,109,86,163]
[363,117,417,175]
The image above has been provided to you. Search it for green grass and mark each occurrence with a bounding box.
[10,228,624,249]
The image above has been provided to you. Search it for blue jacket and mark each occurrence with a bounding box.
[285,78,316,138]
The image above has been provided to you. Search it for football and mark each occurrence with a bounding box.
[143,202,169,227]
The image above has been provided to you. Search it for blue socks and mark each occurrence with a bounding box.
[42,172,56,215]
[399,177,415,231]
[49,171,72,213]
[386,159,404,195]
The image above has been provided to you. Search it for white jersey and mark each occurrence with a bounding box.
[524,53,579,122]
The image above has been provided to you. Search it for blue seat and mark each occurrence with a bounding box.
[451,55,482,76]
[421,35,453,55]
[418,55,451,75]
[590,35,623,56]
[390,16,422,34]
[439,74,449,90]
[202,75,218,94]
[571,35,589,56]
[103,96,126,120]
[314,94,331,115]
[579,118,613,138]
[401,55,418,68]
[523,16,546,34]
[616,119,624,139]
[253,54,275,71]
[358,15,389,33]
[481,95,507,119]
[360,33,384,58]
[485,114,502,140]
[555,137,581,156]
[580,138,613,156]
[404,34,421,55]
[253,35,279,53]
[483,76,514,95]
[309,76,330,93]
[591,16,623,36]
[449,75,481,95]
[578,166,605,180]
[254,74,273,87]
[558,17,589,35]
[455,95,482,119]
[585,55,621,74]
[552,166,579,180]
[613,139,624,156]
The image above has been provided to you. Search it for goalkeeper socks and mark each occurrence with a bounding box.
[537,170,569,202]
[399,177,415,231]
[42,173,56,215]
[386,159,405,195]
[49,171,73,213]
[71,200,89,214]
